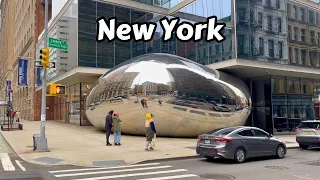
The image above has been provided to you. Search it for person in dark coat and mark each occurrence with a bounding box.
[105,110,114,146]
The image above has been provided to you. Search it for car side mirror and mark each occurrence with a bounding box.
[269,133,273,138]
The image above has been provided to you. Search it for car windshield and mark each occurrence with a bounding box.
[206,127,238,136]
[298,122,320,129]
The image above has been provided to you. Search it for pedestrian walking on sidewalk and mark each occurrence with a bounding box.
[15,109,20,122]
[112,112,122,146]
[145,113,156,151]
[105,110,114,146]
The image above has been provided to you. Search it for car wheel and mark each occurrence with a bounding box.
[299,144,309,150]
[234,148,246,163]
[276,145,285,159]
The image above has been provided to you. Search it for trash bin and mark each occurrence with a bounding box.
[33,134,39,151]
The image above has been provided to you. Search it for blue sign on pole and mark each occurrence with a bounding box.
[18,59,28,86]
[36,67,43,87]
[6,80,11,96]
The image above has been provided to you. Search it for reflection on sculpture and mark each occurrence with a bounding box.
[86,53,252,137]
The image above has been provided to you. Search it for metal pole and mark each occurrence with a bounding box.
[37,0,48,151]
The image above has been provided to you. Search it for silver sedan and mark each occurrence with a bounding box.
[196,126,287,163]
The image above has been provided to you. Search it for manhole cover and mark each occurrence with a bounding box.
[265,166,288,170]
[200,174,236,180]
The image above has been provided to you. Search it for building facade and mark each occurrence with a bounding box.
[30,0,320,135]
[0,0,15,106]
[11,0,52,121]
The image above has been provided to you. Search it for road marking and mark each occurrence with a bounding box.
[15,160,26,171]
[293,175,313,180]
[72,169,188,180]
[137,174,198,180]
[0,153,15,171]
[49,163,161,173]
[55,165,172,177]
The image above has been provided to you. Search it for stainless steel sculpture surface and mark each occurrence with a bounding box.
[86,53,251,137]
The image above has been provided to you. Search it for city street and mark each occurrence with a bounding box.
[1,128,320,180]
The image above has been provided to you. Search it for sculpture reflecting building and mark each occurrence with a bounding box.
[32,0,320,136]
[86,53,251,137]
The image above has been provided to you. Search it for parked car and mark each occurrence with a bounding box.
[295,120,320,149]
[213,105,231,112]
[196,126,286,163]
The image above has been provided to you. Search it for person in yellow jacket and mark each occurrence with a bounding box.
[145,113,156,151]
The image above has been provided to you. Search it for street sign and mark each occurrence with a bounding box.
[48,37,68,50]
[35,61,43,67]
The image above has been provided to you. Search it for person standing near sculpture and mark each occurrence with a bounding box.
[105,110,114,146]
[145,113,156,151]
[15,109,20,122]
[112,112,122,146]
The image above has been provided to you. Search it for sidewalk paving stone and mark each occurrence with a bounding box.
[0,120,299,167]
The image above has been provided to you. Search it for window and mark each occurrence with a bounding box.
[266,0,271,6]
[278,42,283,58]
[300,8,305,21]
[203,48,207,58]
[310,31,315,44]
[215,45,220,54]
[288,26,292,39]
[294,48,299,63]
[318,32,320,45]
[301,29,306,42]
[238,130,254,136]
[253,130,269,137]
[238,8,245,21]
[238,35,245,54]
[276,0,280,9]
[267,16,272,30]
[309,10,315,24]
[277,18,282,32]
[258,13,263,27]
[293,6,297,19]
[301,50,306,65]
[298,122,320,129]
[317,13,319,25]
[209,46,213,56]
[289,47,293,63]
[294,27,298,40]
[259,38,264,55]
[268,40,274,57]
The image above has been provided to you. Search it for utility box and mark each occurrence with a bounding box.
[33,134,40,151]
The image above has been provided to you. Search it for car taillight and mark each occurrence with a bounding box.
[197,137,202,142]
[214,137,232,142]
[294,128,301,132]
[315,128,320,131]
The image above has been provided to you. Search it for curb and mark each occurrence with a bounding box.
[0,130,300,167]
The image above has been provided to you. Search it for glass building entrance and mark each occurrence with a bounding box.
[245,75,318,135]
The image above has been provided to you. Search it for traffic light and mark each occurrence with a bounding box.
[55,85,66,95]
[48,84,66,95]
[39,48,50,69]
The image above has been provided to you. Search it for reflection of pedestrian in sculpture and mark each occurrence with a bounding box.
[145,113,156,151]
[112,112,122,146]
[144,99,148,108]
[158,98,162,105]
[105,110,114,146]
[141,99,145,108]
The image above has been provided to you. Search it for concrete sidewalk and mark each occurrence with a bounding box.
[0,120,298,167]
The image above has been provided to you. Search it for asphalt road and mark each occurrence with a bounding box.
[1,130,320,180]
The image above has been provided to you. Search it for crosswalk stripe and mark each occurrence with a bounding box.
[0,153,15,171]
[72,169,188,180]
[49,163,161,173]
[55,165,172,177]
[137,174,198,180]
[15,160,26,171]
